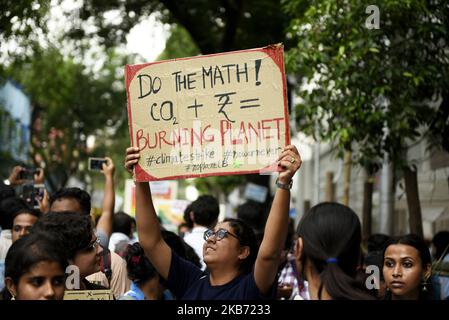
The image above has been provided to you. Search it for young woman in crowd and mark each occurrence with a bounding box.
[125,145,301,299]
[1,232,68,300]
[382,234,433,300]
[296,202,374,300]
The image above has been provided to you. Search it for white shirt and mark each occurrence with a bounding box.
[183,226,207,270]
[0,230,12,292]
[0,229,12,260]
[108,232,131,253]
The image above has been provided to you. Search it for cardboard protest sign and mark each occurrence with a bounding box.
[63,289,114,300]
[126,44,290,181]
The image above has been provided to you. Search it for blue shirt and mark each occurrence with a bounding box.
[167,251,276,300]
[120,282,145,300]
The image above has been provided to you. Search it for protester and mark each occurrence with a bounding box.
[177,222,191,239]
[367,234,392,253]
[0,198,30,256]
[125,144,301,299]
[3,165,44,187]
[183,195,220,270]
[383,234,433,300]
[11,208,41,243]
[0,197,31,290]
[48,159,131,298]
[362,233,391,299]
[277,218,309,300]
[31,212,106,290]
[109,211,136,253]
[49,156,115,248]
[431,231,449,299]
[236,200,267,248]
[1,232,68,300]
[120,242,163,300]
[296,202,374,300]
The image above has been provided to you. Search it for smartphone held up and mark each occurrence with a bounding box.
[88,157,107,171]
[21,184,45,209]
[18,166,38,181]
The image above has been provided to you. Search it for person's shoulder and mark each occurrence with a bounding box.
[118,290,140,300]
[110,250,125,264]
[183,232,194,241]
[0,230,12,240]
[84,279,109,290]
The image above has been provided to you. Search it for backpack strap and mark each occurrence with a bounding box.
[101,247,112,285]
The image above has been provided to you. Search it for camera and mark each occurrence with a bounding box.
[88,157,107,171]
[21,183,45,209]
[18,166,38,181]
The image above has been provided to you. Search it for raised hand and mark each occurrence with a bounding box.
[8,166,26,185]
[125,146,141,175]
[34,168,45,184]
[276,145,302,185]
[101,157,115,177]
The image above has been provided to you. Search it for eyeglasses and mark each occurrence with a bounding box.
[82,238,101,251]
[203,228,241,242]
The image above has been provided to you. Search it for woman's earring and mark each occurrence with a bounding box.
[421,278,429,292]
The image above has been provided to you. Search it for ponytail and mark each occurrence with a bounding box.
[298,202,374,300]
[320,263,372,300]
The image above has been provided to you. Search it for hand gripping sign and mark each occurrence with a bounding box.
[126,44,290,181]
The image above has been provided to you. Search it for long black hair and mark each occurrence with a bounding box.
[297,202,373,300]
[223,218,258,274]
[1,232,68,300]
[125,242,158,285]
[161,229,202,268]
[383,233,434,300]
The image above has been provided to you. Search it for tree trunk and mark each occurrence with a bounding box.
[325,171,335,202]
[342,151,352,206]
[404,167,424,238]
[362,174,374,244]
[303,200,311,215]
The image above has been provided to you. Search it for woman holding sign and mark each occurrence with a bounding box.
[125,145,301,299]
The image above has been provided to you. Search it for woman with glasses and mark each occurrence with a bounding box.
[125,145,302,299]
[31,212,108,291]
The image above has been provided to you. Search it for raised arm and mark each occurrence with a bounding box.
[254,145,302,294]
[7,165,26,186]
[125,147,172,279]
[96,157,115,237]
[33,168,50,214]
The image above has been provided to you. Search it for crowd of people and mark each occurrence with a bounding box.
[0,145,448,300]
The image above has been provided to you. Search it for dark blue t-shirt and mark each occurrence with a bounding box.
[167,251,276,300]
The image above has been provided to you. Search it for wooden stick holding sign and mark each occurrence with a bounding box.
[125,44,290,181]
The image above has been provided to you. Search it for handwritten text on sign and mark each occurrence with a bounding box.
[126,45,290,181]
